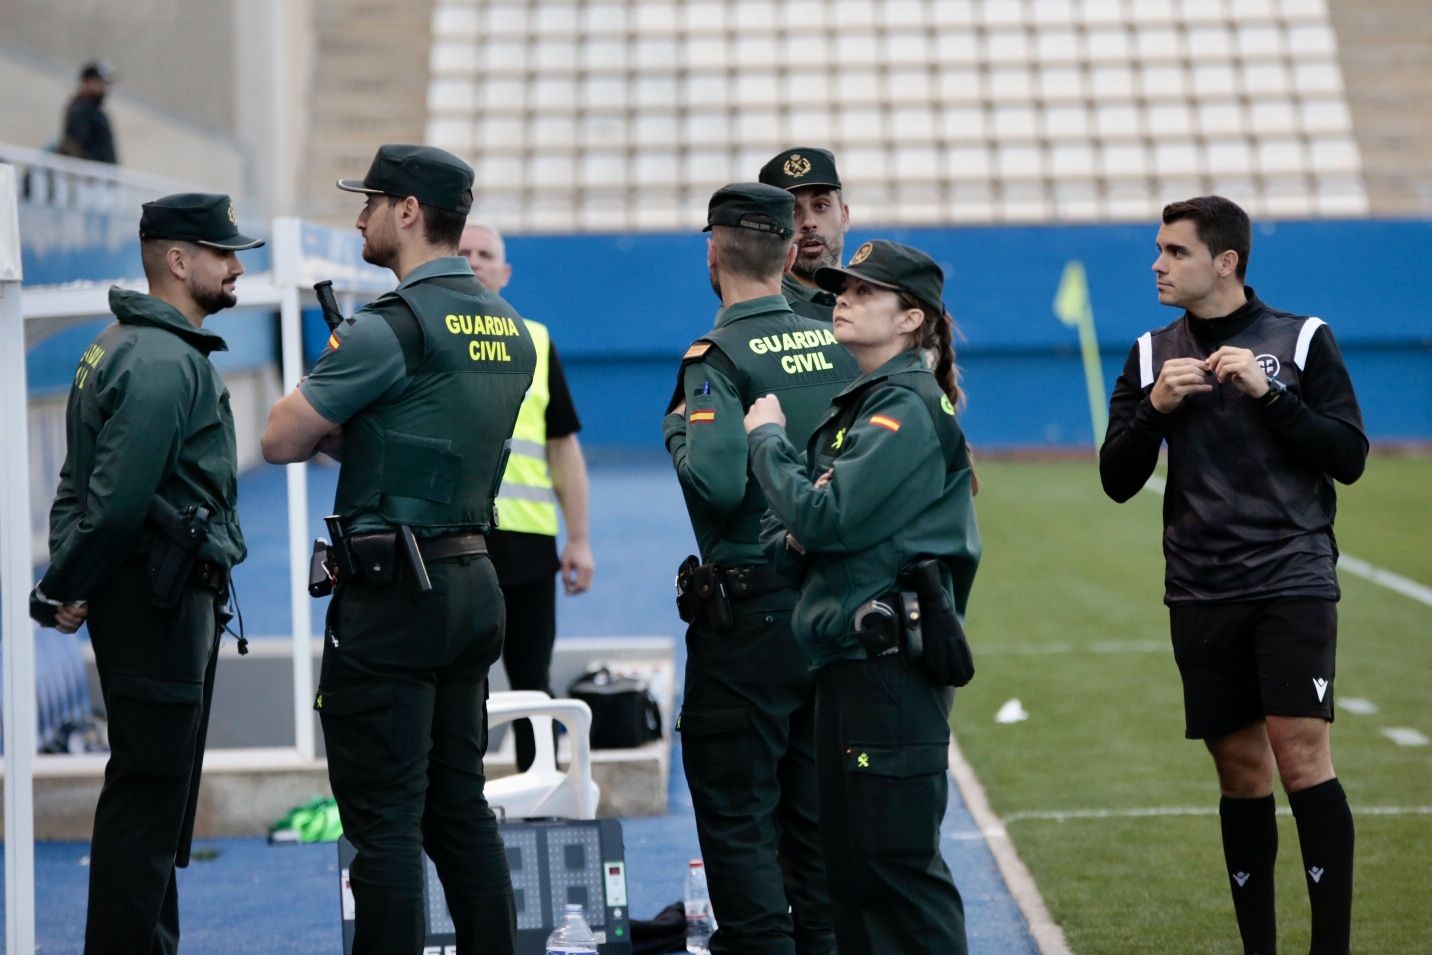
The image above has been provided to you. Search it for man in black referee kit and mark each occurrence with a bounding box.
[1101,195,1367,955]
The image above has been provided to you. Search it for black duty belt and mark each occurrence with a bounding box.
[716,563,789,600]
[417,532,488,562]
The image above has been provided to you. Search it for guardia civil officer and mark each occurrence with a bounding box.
[30,193,262,954]
[758,147,850,322]
[663,183,858,954]
[744,240,979,955]
[1100,196,1367,955]
[262,144,536,955]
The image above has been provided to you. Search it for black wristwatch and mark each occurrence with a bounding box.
[1259,374,1288,406]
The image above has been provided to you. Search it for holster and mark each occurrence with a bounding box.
[900,558,975,687]
[309,539,335,598]
[674,555,701,623]
[145,497,212,610]
[673,555,734,630]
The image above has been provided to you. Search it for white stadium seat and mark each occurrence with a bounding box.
[426,0,1368,229]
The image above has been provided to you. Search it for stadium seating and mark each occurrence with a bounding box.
[425,0,1368,231]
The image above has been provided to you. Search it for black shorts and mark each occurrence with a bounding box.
[1169,597,1337,740]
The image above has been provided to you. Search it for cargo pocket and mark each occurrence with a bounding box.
[678,707,752,816]
[381,431,459,501]
[842,741,949,859]
[317,682,400,791]
[105,675,205,779]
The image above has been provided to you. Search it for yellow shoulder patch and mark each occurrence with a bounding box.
[683,341,712,361]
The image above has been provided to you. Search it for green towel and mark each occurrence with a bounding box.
[269,796,344,844]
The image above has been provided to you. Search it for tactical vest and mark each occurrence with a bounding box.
[674,304,859,561]
[494,319,559,536]
[334,274,536,533]
[697,315,858,445]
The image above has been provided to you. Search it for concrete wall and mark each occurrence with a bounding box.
[1330,0,1432,214]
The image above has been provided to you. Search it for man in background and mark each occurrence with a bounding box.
[460,222,595,772]
[57,60,118,164]
[758,147,850,322]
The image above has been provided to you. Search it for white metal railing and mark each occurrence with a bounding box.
[0,140,204,217]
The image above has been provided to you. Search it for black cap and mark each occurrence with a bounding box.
[80,60,114,82]
[139,193,264,250]
[337,144,474,214]
[703,182,795,237]
[815,240,944,310]
[758,147,841,192]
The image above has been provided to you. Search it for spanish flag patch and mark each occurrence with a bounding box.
[869,414,901,433]
[690,410,716,423]
[326,332,341,352]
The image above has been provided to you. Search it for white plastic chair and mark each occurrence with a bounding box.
[485,690,600,820]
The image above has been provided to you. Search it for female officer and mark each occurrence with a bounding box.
[742,239,980,955]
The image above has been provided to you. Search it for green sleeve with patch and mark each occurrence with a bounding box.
[662,360,749,516]
[299,305,409,424]
[749,386,945,554]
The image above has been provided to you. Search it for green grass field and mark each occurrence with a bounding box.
[955,453,1432,954]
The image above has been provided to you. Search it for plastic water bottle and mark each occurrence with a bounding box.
[545,902,598,954]
[684,859,716,954]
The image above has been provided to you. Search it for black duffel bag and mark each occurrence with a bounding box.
[567,667,663,749]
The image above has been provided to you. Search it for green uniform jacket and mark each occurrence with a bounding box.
[782,274,835,323]
[40,288,245,601]
[662,294,858,565]
[748,351,980,668]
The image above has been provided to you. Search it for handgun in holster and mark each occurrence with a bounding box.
[145,496,212,610]
[899,558,975,687]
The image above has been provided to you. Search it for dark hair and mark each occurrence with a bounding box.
[898,291,964,410]
[711,225,792,282]
[421,202,468,248]
[1161,195,1251,280]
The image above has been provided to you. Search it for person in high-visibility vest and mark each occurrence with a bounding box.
[460,222,595,772]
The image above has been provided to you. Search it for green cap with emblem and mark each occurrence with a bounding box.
[703,182,795,237]
[139,193,264,250]
[815,239,944,311]
[337,143,475,214]
[759,146,842,192]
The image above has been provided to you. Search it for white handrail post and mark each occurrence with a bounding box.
[271,216,315,760]
[0,162,39,955]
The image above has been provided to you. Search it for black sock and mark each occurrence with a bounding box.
[1288,778,1354,955]
[1220,794,1279,954]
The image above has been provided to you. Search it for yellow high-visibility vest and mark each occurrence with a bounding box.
[496,319,559,536]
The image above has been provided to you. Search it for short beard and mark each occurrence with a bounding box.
[191,281,236,316]
[708,263,722,301]
[790,236,842,280]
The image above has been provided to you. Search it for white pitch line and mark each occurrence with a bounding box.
[1381,727,1430,747]
[948,734,1073,955]
[1142,474,1432,609]
[1339,696,1379,715]
[1004,805,1432,823]
[979,639,1165,656]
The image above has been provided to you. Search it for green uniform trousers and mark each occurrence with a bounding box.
[83,559,225,955]
[815,654,966,955]
[679,593,835,955]
[319,554,515,955]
